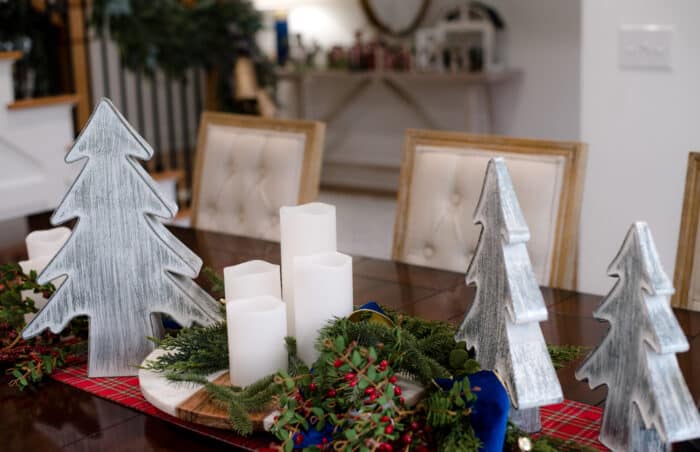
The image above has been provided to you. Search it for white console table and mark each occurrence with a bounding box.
[276,68,521,193]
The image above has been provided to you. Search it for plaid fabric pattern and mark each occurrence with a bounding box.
[540,401,606,450]
[51,364,606,451]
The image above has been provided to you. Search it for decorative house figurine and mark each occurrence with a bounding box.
[455,158,562,432]
[576,222,700,451]
[22,99,221,377]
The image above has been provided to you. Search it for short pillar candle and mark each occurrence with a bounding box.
[224,260,281,302]
[20,227,71,273]
[226,296,288,387]
[280,203,336,335]
[293,252,353,365]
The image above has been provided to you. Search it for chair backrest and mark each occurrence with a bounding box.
[673,152,700,311]
[191,112,325,241]
[393,129,587,290]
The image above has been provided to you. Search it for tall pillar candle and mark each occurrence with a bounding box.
[293,252,353,365]
[226,296,288,387]
[280,203,336,335]
[224,260,281,302]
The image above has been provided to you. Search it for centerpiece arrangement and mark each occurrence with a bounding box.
[3,99,698,452]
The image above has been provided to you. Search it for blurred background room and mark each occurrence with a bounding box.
[1,0,699,300]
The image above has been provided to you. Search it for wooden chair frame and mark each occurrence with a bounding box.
[190,112,325,227]
[392,129,587,290]
[672,152,700,311]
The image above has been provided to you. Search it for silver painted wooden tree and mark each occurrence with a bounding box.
[455,157,562,432]
[576,222,700,451]
[22,98,221,377]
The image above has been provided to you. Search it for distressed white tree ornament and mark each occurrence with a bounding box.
[455,157,563,432]
[22,98,221,377]
[576,222,700,451]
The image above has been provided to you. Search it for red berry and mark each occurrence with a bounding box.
[394,386,402,396]
[348,379,358,387]
[309,382,317,391]
[380,415,390,423]
[389,375,397,384]
[399,396,405,406]
[327,389,337,397]
[295,433,304,445]
[402,433,412,444]
[369,393,378,401]
[379,360,388,370]
[410,421,420,431]
[364,387,375,395]
[333,358,343,368]
[344,372,356,381]
[321,438,328,444]
[379,443,393,452]
[385,424,394,434]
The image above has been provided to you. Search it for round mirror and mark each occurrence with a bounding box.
[360,0,431,37]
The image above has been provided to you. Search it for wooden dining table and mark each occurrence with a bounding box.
[2,218,699,451]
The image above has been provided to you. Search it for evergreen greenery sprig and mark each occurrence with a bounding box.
[547,344,588,369]
[144,321,229,377]
[0,263,88,389]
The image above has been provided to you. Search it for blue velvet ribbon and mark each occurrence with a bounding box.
[291,302,509,451]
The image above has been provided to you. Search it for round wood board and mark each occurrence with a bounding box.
[138,349,272,431]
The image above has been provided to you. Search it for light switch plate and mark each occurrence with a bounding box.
[619,25,673,70]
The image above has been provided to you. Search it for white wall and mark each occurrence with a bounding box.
[578,0,700,294]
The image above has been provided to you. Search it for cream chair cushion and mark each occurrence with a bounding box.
[401,146,565,284]
[194,124,306,241]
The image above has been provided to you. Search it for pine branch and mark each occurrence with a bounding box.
[284,336,309,377]
[548,344,588,369]
[144,322,228,377]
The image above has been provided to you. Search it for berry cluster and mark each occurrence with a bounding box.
[270,336,437,451]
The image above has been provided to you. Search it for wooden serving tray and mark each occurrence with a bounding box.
[138,349,271,430]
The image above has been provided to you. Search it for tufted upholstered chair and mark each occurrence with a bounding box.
[191,112,325,241]
[672,152,700,311]
[393,129,587,290]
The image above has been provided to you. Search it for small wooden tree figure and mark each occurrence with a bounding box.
[455,158,562,432]
[22,99,221,377]
[576,222,700,451]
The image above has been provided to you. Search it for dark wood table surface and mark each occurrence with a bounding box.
[2,221,699,451]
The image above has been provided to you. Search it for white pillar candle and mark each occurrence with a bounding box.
[280,203,337,335]
[19,227,71,324]
[224,260,281,302]
[226,295,288,387]
[293,252,353,365]
[25,227,71,261]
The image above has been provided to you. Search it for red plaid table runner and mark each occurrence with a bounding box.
[51,364,606,451]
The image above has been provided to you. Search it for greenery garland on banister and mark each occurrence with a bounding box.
[144,271,592,452]
[90,0,276,113]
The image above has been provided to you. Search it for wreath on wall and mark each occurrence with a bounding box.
[359,0,432,38]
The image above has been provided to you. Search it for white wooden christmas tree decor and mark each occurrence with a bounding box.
[455,158,562,432]
[576,222,700,451]
[22,98,221,377]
